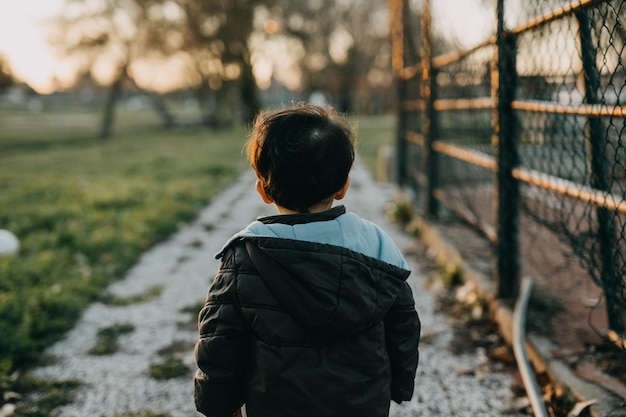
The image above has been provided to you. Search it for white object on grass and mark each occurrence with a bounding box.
[0,229,20,256]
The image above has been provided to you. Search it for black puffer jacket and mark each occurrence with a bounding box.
[194,235,420,417]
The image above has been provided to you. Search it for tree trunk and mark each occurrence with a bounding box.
[126,73,178,130]
[99,64,127,140]
[144,92,176,129]
[239,46,260,124]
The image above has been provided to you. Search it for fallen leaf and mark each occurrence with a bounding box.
[567,399,597,417]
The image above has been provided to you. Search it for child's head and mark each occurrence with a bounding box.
[246,104,355,213]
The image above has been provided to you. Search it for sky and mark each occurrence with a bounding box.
[0,0,493,94]
[0,0,75,93]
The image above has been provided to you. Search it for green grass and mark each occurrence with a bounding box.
[89,322,136,355]
[0,120,248,378]
[100,284,163,306]
[148,357,190,380]
[10,374,82,417]
[0,108,396,398]
[351,114,396,178]
[0,107,163,153]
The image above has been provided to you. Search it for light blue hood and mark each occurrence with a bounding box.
[216,206,409,270]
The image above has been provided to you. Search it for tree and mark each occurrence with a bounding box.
[257,0,393,113]
[53,0,268,136]
[53,0,180,138]
[176,0,263,125]
[0,54,14,91]
[53,0,399,134]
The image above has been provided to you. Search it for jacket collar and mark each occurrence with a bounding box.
[258,205,346,226]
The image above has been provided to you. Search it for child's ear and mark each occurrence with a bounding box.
[256,180,273,204]
[334,177,351,200]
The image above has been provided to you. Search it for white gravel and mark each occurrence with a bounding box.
[34,161,522,417]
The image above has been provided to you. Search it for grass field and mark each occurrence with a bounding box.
[351,114,396,176]
[0,116,248,377]
[0,109,395,385]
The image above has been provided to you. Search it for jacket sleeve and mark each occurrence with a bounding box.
[384,281,420,403]
[194,248,249,417]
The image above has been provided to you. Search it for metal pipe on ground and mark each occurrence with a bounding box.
[513,276,549,417]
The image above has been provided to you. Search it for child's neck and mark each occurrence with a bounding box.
[274,200,333,215]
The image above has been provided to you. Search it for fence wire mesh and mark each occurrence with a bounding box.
[392,0,626,336]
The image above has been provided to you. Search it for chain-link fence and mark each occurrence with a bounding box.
[390,0,625,337]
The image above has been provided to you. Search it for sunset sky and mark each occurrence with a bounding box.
[0,0,75,93]
[0,0,493,94]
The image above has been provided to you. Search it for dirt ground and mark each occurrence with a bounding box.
[420,214,626,408]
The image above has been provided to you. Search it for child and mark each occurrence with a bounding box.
[194,104,420,417]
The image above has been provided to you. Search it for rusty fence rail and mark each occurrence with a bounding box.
[390,0,626,337]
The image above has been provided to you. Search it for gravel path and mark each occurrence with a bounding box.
[34,162,522,417]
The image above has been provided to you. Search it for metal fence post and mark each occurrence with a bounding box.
[576,10,622,333]
[422,0,439,219]
[390,0,408,186]
[396,81,408,187]
[493,0,520,299]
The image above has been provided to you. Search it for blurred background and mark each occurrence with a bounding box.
[0,0,404,136]
[0,0,491,136]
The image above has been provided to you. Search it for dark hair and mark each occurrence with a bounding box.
[247,104,356,213]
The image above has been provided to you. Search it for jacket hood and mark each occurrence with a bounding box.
[216,205,409,270]
[243,236,411,341]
